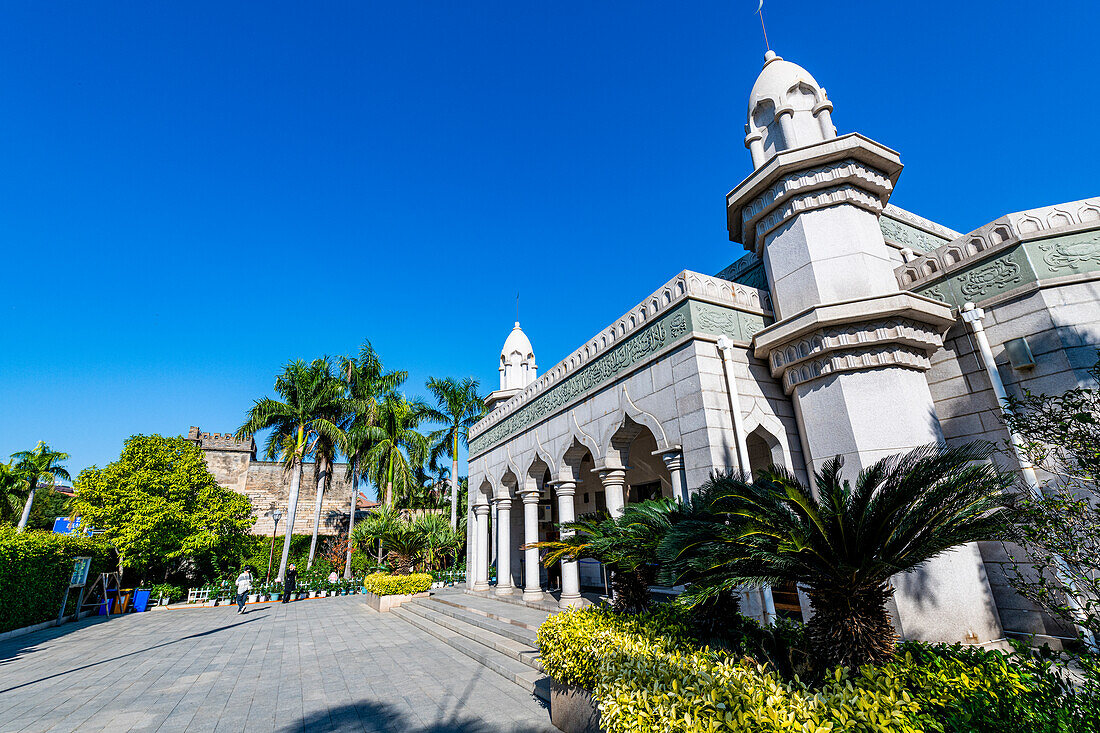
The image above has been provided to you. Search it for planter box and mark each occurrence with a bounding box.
[550,680,601,733]
[363,590,430,612]
[248,594,258,603]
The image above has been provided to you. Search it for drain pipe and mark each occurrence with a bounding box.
[959,302,1096,649]
[716,336,776,624]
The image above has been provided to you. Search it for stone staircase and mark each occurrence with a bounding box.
[391,589,554,702]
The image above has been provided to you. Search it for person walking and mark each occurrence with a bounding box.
[282,564,297,603]
[235,567,253,615]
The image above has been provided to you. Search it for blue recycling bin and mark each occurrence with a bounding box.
[132,589,152,612]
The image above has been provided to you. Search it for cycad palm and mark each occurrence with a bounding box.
[351,504,402,568]
[12,442,71,532]
[339,340,407,578]
[363,395,429,507]
[237,359,344,581]
[660,442,1016,669]
[531,497,677,613]
[423,377,485,529]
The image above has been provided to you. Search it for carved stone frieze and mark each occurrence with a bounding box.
[956,255,1022,298]
[782,345,932,392]
[739,159,893,224]
[1036,232,1100,271]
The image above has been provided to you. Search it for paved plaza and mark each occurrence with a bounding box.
[0,595,556,733]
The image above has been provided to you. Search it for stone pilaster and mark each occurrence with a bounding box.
[520,490,544,602]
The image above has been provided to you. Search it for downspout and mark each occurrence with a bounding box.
[960,302,1096,649]
[716,336,776,624]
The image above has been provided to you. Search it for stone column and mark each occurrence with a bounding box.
[657,449,690,504]
[494,497,515,595]
[553,480,583,608]
[596,467,626,518]
[472,503,491,591]
[520,490,544,602]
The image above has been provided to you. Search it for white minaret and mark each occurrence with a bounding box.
[727,51,1002,646]
[485,322,537,409]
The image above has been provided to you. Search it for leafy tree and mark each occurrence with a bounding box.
[423,377,485,529]
[340,340,407,578]
[363,394,429,507]
[12,442,71,532]
[532,498,678,613]
[660,443,1016,670]
[0,461,31,525]
[24,487,71,530]
[237,358,344,581]
[71,435,254,583]
[1001,354,1100,644]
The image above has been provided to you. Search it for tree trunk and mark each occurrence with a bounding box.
[344,460,358,581]
[385,481,393,507]
[450,450,459,530]
[806,584,898,670]
[16,487,36,532]
[307,456,327,568]
[276,458,303,582]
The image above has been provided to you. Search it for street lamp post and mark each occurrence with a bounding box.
[266,509,283,584]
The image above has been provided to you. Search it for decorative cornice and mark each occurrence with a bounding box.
[751,184,885,249]
[896,197,1100,291]
[726,133,903,251]
[782,346,932,392]
[752,292,953,395]
[468,271,771,451]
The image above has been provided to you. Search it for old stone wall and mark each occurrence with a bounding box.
[244,461,355,536]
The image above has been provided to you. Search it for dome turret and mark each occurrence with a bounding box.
[499,322,537,391]
[744,51,836,168]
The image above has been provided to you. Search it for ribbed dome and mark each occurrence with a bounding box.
[499,322,537,392]
[501,322,533,360]
[748,51,822,120]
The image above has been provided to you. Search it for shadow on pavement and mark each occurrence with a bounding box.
[0,612,268,695]
[282,700,555,733]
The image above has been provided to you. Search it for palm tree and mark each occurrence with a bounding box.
[12,442,71,532]
[530,498,677,613]
[302,358,348,570]
[363,394,429,507]
[423,377,485,530]
[237,359,344,582]
[659,443,1016,669]
[339,340,407,579]
[0,461,31,525]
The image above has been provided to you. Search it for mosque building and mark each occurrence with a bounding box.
[465,50,1100,645]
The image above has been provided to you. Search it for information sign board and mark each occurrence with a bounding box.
[70,557,92,587]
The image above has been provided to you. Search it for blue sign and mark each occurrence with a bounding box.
[52,517,85,535]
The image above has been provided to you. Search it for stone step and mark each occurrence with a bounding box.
[427,596,546,636]
[391,605,549,702]
[402,601,542,670]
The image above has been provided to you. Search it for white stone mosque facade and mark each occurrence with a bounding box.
[465,50,1100,645]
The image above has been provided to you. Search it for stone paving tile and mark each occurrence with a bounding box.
[0,596,555,732]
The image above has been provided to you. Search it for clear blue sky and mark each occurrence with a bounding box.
[2,1,1097,481]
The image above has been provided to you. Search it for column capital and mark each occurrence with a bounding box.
[656,449,684,472]
[519,489,541,505]
[493,495,513,509]
[550,480,577,498]
[592,464,626,485]
[474,503,491,517]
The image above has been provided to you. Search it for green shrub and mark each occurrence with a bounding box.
[538,606,1097,733]
[0,527,113,633]
[361,572,432,596]
[148,583,184,603]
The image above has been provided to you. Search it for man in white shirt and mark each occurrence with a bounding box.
[234,568,253,614]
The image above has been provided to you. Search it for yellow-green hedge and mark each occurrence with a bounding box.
[362,572,432,596]
[537,607,1048,733]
